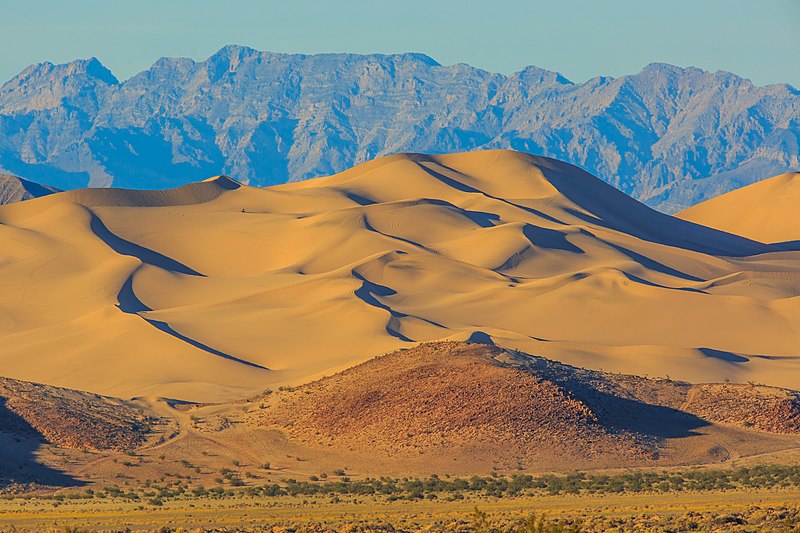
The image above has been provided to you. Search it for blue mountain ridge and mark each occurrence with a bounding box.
[1,45,798,212]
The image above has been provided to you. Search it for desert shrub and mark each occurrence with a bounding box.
[76,463,800,505]
[473,507,583,533]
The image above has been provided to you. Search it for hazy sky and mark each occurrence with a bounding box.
[1,0,798,87]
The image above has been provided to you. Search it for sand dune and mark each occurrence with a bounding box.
[678,172,800,244]
[1,150,799,402]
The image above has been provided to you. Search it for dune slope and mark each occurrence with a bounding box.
[677,172,800,243]
[1,150,800,401]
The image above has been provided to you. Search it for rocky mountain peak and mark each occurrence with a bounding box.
[0,47,797,211]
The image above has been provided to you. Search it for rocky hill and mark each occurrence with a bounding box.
[0,174,59,205]
[250,342,800,471]
[1,46,798,211]
[261,342,652,466]
[2,342,800,487]
[0,377,155,451]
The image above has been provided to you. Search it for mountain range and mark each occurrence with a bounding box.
[0,174,59,205]
[1,45,798,212]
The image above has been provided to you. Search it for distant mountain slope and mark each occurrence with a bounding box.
[677,172,800,243]
[0,46,798,211]
[0,174,59,205]
[2,150,800,401]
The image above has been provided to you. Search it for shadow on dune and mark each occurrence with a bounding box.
[352,271,446,341]
[417,163,566,225]
[620,271,707,293]
[603,240,704,282]
[344,191,377,206]
[415,153,800,258]
[699,348,750,363]
[522,223,583,253]
[772,240,800,251]
[89,212,203,276]
[362,217,433,252]
[116,276,269,370]
[0,397,83,489]
[533,160,800,258]
[496,226,584,269]
[352,272,413,342]
[91,208,268,371]
[424,198,500,228]
[466,330,495,345]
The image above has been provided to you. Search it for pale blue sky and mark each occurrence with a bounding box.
[1,0,798,87]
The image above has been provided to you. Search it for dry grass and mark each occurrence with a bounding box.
[3,487,800,531]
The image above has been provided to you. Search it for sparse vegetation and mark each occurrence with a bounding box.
[7,496,800,532]
[473,507,582,533]
[129,464,786,501]
[19,464,800,505]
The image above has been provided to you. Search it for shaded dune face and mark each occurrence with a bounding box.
[1,150,799,402]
